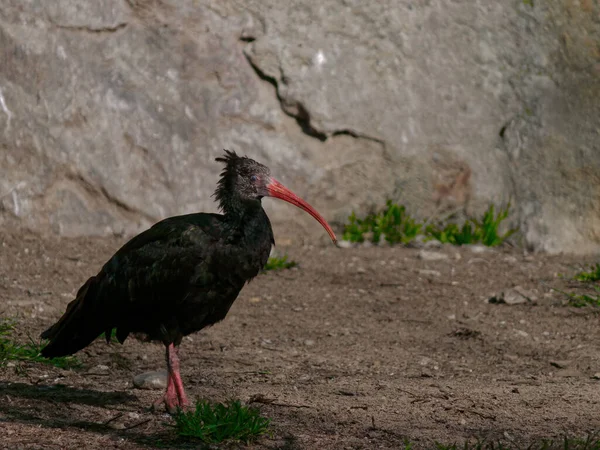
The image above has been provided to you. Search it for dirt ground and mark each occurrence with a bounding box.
[2,229,600,449]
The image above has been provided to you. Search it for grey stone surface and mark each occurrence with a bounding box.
[0,0,598,253]
[133,369,168,390]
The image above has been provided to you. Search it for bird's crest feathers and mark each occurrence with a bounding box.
[215,149,241,165]
[213,149,260,213]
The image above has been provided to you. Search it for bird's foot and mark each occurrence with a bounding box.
[152,391,189,414]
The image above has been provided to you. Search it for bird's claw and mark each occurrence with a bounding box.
[152,393,189,414]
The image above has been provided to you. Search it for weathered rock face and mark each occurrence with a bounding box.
[0,0,598,253]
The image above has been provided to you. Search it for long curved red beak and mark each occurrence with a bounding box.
[266,178,337,244]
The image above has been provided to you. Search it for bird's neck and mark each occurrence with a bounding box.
[222,201,275,275]
[223,199,272,239]
[221,195,262,221]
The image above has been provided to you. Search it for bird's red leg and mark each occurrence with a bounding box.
[167,344,190,409]
[153,372,177,411]
[152,344,188,412]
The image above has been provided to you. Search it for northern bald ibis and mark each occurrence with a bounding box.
[41,150,337,411]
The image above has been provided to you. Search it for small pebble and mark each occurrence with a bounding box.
[133,370,168,390]
[465,244,489,253]
[418,250,448,261]
[424,239,442,249]
[514,329,529,338]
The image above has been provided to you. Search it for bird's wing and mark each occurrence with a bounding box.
[112,212,224,257]
[41,213,228,355]
[103,213,226,303]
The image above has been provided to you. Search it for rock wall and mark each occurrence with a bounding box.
[0,0,598,253]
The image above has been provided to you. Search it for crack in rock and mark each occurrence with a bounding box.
[49,20,128,34]
[66,172,157,223]
[242,41,386,149]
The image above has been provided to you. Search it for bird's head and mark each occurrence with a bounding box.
[215,150,337,244]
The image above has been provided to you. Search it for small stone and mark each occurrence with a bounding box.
[418,250,449,261]
[514,329,529,338]
[513,286,538,302]
[467,257,489,265]
[249,296,261,303]
[96,364,109,371]
[357,267,366,274]
[592,373,600,380]
[419,356,434,366]
[336,240,354,249]
[503,289,527,305]
[424,239,442,249]
[133,370,168,390]
[304,339,315,346]
[488,286,534,305]
[464,244,489,253]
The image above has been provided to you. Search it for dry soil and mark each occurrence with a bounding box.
[1,230,600,449]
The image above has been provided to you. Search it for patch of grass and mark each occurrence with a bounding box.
[426,204,518,247]
[263,254,298,271]
[343,201,517,247]
[554,286,600,308]
[173,399,271,444]
[343,201,422,244]
[0,320,80,370]
[574,263,600,282]
[99,328,119,343]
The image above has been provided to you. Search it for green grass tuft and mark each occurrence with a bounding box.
[173,399,271,444]
[263,254,298,272]
[0,320,80,369]
[343,201,517,247]
[553,286,600,308]
[344,201,422,245]
[574,263,600,282]
[426,204,518,247]
[99,328,119,343]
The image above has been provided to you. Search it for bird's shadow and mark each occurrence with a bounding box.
[0,381,137,406]
[0,382,193,448]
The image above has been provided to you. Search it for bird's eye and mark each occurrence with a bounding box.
[250,175,258,182]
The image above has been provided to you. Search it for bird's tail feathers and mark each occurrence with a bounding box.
[41,276,106,358]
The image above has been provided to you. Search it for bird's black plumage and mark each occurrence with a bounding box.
[40,150,336,410]
[41,151,273,357]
